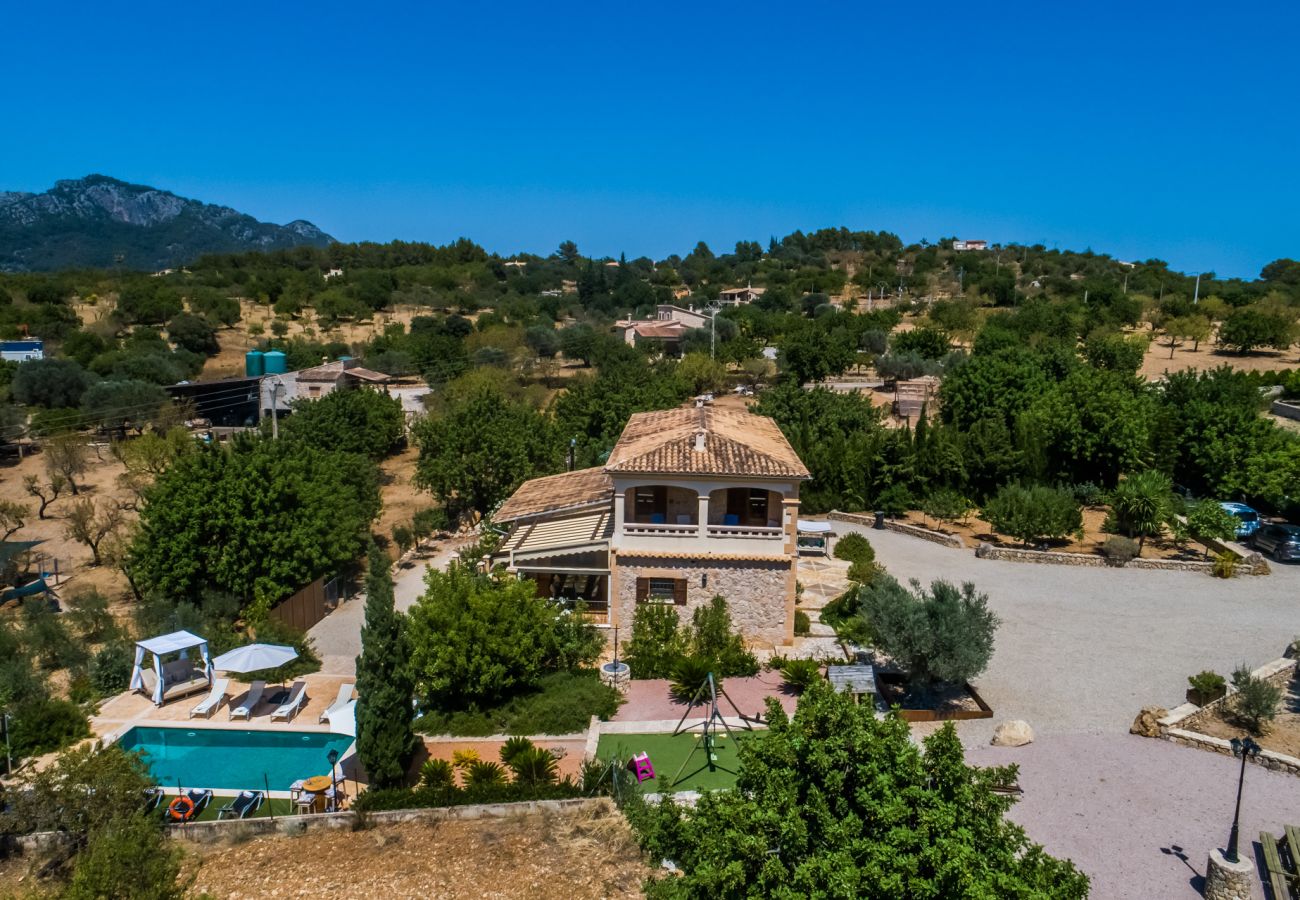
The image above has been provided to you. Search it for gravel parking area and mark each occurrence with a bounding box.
[832,521,1300,743]
[967,735,1300,899]
[831,521,1300,897]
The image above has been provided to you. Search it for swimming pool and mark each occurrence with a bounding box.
[116,726,355,792]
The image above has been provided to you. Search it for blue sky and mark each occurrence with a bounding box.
[4,1,1297,277]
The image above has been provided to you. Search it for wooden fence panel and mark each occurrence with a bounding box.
[269,576,328,631]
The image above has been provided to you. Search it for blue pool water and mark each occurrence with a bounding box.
[117,726,354,792]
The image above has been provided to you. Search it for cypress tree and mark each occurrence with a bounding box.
[355,542,415,788]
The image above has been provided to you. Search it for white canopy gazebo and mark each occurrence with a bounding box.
[129,630,213,706]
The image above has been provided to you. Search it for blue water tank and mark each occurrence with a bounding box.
[263,350,287,375]
[244,350,264,377]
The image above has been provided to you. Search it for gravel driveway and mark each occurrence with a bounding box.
[832,521,1300,897]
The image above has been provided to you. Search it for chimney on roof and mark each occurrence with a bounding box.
[694,431,706,452]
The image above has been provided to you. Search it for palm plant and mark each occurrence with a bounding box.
[506,747,558,788]
[464,760,507,789]
[419,758,455,791]
[499,736,536,767]
[1110,470,1173,556]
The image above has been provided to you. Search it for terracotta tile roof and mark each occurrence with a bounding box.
[630,322,688,340]
[494,467,613,522]
[605,407,810,479]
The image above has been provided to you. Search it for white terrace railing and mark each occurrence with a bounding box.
[622,521,699,536]
[705,524,784,539]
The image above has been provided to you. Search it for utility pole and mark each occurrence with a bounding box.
[264,376,284,439]
[1193,272,1201,305]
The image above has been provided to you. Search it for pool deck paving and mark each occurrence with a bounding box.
[90,673,363,799]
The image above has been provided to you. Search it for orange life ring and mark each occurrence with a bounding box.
[168,796,195,821]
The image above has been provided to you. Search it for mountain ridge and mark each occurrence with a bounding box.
[0,175,333,272]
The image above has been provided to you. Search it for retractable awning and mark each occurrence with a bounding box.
[502,509,613,563]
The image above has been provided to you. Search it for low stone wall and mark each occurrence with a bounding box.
[974,543,1270,576]
[1272,399,1300,422]
[826,511,963,549]
[167,796,611,844]
[1144,658,1300,776]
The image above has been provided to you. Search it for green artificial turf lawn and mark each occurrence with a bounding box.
[159,796,299,824]
[596,730,747,793]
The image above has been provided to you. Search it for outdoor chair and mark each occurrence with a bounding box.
[189,678,229,719]
[229,680,265,720]
[143,787,164,814]
[288,779,305,802]
[325,785,346,812]
[166,789,212,823]
[318,682,355,724]
[217,790,264,820]
[723,513,740,526]
[295,791,318,815]
[271,681,307,722]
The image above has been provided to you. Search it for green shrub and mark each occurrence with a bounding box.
[464,760,508,789]
[833,532,875,565]
[688,596,758,677]
[1101,535,1139,567]
[778,658,823,693]
[1072,482,1105,508]
[65,590,117,642]
[794,610,811,636]
[419,758,455,791]
[414,671,620,737]
[10,697,90,757]
[90,644,133,697]
[1187,670,1227,704]
[412,506,450,538]
[391,524,414,554]
[856,575,998,689]
[670,656,718,701]
[1231,666,1282,736]
[506,746,559,787]
[65,813,183,900]
[1212,550,1240,579]
[921,488,971,527]
[981,483,1082,547]
[847,560,879,585]
[499,735,536,766]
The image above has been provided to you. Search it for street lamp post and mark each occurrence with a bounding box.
[1226,736,1261,863]
[327,748,341,812]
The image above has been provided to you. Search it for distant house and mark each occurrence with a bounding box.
[613,304,710,354]
[0,340,43,363]
[952,239,988,252]
[493,405,811,647]
[260,358,391,415]
[503,260,527,270]
[324,268,344,280]
[717,285,766,306]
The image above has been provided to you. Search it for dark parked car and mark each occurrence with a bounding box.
[1252,523,1300,562]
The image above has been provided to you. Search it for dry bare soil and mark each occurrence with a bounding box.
[183,803,649,900]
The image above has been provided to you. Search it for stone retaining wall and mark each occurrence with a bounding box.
[974,543,1270,576]
[826,511,964,549]
[1145,658,1300,777]
[166,796,612,844]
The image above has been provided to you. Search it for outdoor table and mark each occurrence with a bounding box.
[301,774,333,812]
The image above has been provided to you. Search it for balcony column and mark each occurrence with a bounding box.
[613,491,626,539]
[697,493,710,538]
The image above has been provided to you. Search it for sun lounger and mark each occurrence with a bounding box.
[189,678,229,719]
[143,787,164,813]
[165,789,212,823]
[270,680,307,722]
[318,682,355,724]
[217,790,264,820]
[229,680,265,720]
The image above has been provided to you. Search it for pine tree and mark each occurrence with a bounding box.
[355,542,415,788]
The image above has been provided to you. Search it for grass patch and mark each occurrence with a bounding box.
[157,796,298,823]
[414,670,622,737]
[595,731,746,793]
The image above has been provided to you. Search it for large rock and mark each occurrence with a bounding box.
[990,720,1034,747]
[1129,706,1167,738]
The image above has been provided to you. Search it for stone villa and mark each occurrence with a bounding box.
[492,406,811,647]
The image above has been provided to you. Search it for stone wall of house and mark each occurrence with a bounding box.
[613,555,793,647]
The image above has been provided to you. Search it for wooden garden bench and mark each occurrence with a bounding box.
[1260,828,1298,900]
